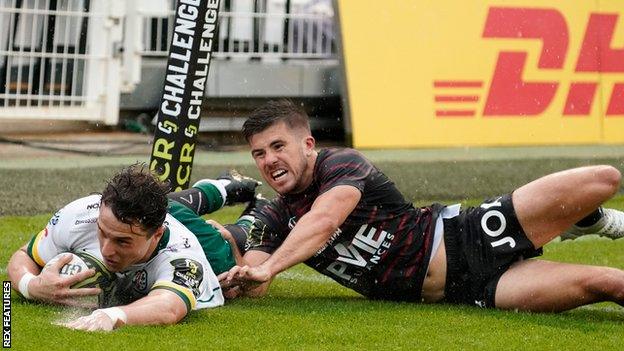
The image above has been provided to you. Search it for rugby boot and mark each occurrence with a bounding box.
[562,208,624,240]
[216,169,262,206]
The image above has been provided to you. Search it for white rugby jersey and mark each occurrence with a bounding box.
[27,194,224,310]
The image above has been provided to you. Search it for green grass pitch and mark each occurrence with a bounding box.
[1,154,623,350]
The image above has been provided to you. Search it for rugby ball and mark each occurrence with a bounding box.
[44,251,115,289]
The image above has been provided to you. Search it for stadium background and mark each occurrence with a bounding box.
[1,0,623,349]
[2,0,623,148]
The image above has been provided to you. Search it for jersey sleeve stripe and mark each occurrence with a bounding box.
[26,229,47,267]
[152,281,197,311]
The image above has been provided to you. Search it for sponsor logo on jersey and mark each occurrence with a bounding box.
[165,245,179,253]
[288,217,343,256]
[49,211,61,226]
[86,202,100,210]
[75,217,97,225]
[171,258,203,297]
[315,228,342,256]
[325,224,395,284]
[480,197,516,249]
[287,217,297,230]
[132,269,148,291]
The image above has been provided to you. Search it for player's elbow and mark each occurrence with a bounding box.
[6,256,16,281]
[7,248,35,283]
[597,165,622,196]
[6,266,16,283]
[159,303,188,325]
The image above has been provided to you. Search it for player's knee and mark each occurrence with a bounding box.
[589,165,621,197]
[605,268,624,300]
[598,165,621,184]
[583,267,624,300]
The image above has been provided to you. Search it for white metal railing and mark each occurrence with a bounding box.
[0,0,336,125]
[138,0,336,60]
[0,0,123,124]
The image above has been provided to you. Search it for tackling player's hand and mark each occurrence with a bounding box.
[216,271,242,299]
[29,253,101,307]
[220,264,272,290]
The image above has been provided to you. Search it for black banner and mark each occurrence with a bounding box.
[150,0,220,191]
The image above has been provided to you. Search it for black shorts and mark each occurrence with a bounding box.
[442,194,542,308]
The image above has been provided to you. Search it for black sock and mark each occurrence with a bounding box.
[575,207,604,227]
[167,188,210,215]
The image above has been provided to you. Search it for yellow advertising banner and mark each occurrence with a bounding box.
[337,0,624,148]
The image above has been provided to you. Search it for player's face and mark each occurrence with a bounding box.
[249,121,316,194]
[96,204,164,272]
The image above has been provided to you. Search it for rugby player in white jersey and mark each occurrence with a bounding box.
[7,164,258,331]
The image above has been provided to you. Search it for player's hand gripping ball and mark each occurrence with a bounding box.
[44,251,116,306]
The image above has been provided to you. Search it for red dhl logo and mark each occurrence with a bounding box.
[434,7,624,117]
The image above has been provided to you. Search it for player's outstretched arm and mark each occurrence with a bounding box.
[219,250,272,298]
[225,185,361,287]
[61,289,188,332]
[260,185,361,277]
[7,247,99,306]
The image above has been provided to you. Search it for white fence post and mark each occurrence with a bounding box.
[103,0,123,125]
[0,0,126,125]
[121,0,143,93]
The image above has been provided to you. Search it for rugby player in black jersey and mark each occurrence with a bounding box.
[222,99,624,312]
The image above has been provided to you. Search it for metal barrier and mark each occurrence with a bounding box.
[0,0,123,124]
[138,0,336,60]
[0,0,337,125]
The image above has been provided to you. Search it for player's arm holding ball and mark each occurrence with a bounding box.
[7,205,101,306]
[64,255,215,332]
[7,247,99,306]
